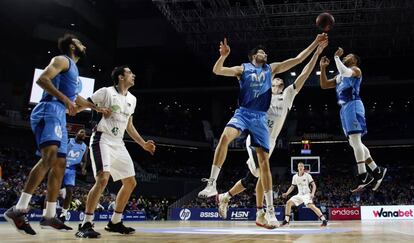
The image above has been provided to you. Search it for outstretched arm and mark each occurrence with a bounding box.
[334,47,361,77]
[126,116,156,155]
[282,185,296,198]
[319,56,337,89]
[310,181,317,199]
[270,33,328,75]
[37,56,76,115]
[212,38,243,77]
[294,40,328,92]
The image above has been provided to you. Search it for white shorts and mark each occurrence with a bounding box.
[246,135,276,177]
[90,132,135,182]
[289,194,313,206]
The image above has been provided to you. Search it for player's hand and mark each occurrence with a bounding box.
[96,107,112,119]
[320,56,330,68]
[143,140,156,155]
[310,194,315,200]
[64,98,76,116]
[316,40,328,55]
[315,33,328,43]
[334,47,344,57]
[219,38,230,57]
[282,193,288,198]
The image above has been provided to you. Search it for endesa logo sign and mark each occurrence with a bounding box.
[361,205,414,220]
[329,207,360,220]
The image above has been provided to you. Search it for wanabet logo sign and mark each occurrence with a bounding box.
[330,208,360,220]
[361,205,414,220]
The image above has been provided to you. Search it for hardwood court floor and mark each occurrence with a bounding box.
[1,220,414,242]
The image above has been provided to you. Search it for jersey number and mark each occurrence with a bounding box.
[267,120,274,129]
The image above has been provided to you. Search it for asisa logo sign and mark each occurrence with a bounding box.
[361,205,414,220]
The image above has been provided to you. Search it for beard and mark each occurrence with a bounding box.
[74,46,86,58]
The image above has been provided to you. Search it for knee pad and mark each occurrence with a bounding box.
[240,171,258,190]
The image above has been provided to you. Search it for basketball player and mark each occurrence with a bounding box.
[58,128,88,222]
[281,162,327,226]
[319,48,387,192]
[198,34,327,228]
[75,65,156,238]
[4,34,109,235]
[216,41,328,228]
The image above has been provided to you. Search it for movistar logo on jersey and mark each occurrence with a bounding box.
[250,72,266,82]
[68,150,81,158]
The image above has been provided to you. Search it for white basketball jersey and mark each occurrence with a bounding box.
[90,86,136,141]
[292,172,314,195]
[267,84,297,140]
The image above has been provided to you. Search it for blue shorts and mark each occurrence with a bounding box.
[340,100,367,137]
[63,168,76,186]
[30,102,68,158]
[226,107,269,153]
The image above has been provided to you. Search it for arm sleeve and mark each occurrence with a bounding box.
[90,88,107,106]
[334,56,353,77]
[291,175,297,186]
[284,84,298,110]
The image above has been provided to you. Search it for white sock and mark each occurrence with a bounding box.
[45,202,57,218]
[111,212,123,224]
[264,191,274,210]
[257,208,264,214]
[82,213,94,226]
[16,192,32,210]
[357,163,367,174]
[61,208,68,217]
[367,160,378,171]
[209,165,221,181]
[320,215,326,221]
[42,209,46,217]
[224,192,232,200]
[285,215,290,222]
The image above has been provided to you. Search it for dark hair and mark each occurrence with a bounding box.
[248,45,266,62]
[352,54,361,66]
[111,65,129,85]
[58,34,78,55]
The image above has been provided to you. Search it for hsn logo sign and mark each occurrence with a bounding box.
[179,209,191,220]
[230,211,250,219]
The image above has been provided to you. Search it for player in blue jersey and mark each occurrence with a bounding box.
[58,129,88,222]
[198,34,327,228]
[5,34,109,235]
[319,47,387,192]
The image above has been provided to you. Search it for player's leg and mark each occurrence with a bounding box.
[76,132,109,238]
[198,126,241,198]
[306,203,327,226]
[104,145,136,234]
[282,196,301,226]
[217,170,257,219]
[5,109,62,235]
[255,175,271,229]
[60,185,73,221]
[348,133,374,192]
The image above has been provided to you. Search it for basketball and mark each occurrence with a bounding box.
[316,12,335,32]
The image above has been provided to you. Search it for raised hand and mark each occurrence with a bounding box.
[334,47,344,57]
[143,140,156,155]
[316,40,328,55]
[315,33,328,43]
[320,56,330,68]
[219,38,230,57]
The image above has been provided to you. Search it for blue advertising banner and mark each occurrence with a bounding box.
[170,208,285,221]
[0,209,146,222]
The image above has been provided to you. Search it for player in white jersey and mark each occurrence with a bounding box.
[75,66,156,238]
[281,162,327,227]
[216,41,328,229]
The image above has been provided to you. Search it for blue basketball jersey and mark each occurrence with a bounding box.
[66,138,87,169]
[335,75,362,105]
[40,55,81,103]
[239,63,272,112]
